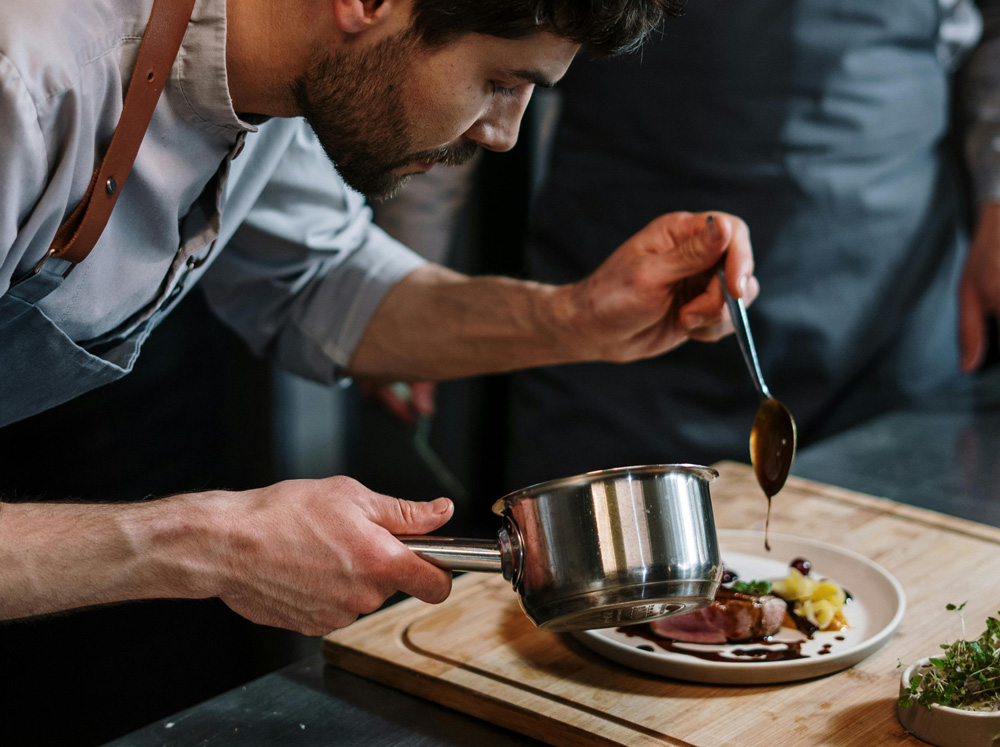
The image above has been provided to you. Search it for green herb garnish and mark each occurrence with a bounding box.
[731,579,772,596]
[898,603,1000,712]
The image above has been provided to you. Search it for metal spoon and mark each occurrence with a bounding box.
[718,268,797,502]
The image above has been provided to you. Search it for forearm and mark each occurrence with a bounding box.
[0,477,457,635]
[347,212,757,381]
[0,496,218,620]
[347,263,583,380]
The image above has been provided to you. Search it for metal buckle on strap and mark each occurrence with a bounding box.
[33,248,76,279]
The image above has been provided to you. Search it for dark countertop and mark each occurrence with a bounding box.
[107,371,1000,747]
[791,369,1000,527]
[106,657,546,747]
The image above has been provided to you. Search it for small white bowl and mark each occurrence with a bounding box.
[896,658,1000,747]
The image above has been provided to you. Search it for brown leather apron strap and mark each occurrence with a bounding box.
[47,0,198,266]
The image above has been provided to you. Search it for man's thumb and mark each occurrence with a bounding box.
[373,495,454,536]
[674,214,729,275]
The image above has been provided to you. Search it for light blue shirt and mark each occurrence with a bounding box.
[0,0,424,386]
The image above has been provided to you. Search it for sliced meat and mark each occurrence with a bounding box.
[649,587,786,644]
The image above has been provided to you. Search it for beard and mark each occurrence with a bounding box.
[292,31,480,202]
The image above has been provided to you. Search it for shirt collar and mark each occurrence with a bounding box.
[172,0,258,136]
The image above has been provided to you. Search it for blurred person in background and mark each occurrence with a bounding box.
[502,0,1000,489]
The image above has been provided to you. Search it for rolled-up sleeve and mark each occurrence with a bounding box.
[961,0,1000,207]
[201,120,425,383]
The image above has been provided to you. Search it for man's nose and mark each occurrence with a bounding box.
[469,121,519,152]
[467,93,532,152]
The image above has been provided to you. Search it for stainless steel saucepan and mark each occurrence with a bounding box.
[400,464,722,632]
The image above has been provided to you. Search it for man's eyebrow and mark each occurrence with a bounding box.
[509,69,558,89]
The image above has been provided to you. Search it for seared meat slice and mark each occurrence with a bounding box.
[649,587,785,644]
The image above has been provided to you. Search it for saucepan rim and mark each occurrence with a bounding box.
[492,462,719,515]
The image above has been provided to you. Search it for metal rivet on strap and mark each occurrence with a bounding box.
[106,177,117,195]
[33,247,56,275]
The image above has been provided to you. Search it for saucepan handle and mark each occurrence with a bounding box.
[399,537,504,573]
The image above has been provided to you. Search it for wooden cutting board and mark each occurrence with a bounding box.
[323,461,1000,746]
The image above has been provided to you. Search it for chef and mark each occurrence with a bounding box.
[0,0,757,634]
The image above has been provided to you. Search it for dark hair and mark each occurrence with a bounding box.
[409,0,684,57]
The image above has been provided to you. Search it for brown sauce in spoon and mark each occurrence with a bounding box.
[750,398,797,551]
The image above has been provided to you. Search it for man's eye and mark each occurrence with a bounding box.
[492,82,518,98]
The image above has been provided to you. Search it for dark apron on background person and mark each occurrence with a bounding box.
[507,0,969,488]
[0,0,198,427]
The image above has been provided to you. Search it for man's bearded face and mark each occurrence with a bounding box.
[293,31,479,201]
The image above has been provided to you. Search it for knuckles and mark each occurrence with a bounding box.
[304,610,358,636]
[421,573,454,604]
[319,474,367,501]
[351,587,391,616]
[390,497,420,527]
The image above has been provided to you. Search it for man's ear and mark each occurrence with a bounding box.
[331,0,396,35]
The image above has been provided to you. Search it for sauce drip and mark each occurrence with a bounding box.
[749,398,796,550]
[617,625,810,663]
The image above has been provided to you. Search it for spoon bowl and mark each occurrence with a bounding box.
[750,396,797,498]
[718,267,798,499]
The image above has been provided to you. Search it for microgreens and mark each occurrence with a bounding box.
[898,603,1000,712]
[731,579,772,596]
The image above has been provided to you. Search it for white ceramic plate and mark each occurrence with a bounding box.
[571,529,906,684]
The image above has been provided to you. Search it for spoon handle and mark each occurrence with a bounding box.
[718,268,771,400]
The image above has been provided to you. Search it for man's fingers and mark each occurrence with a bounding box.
[715,215,755,300]
[367,494,454,536]
[408,381,437,417]
[348,489,455,606]
[359,381,420,425]
[681,275,760,339]
[377,387,419,424]
[679,274,724,330]
[664,213,755,299]
[394,549,454,604]
[666,214,730,280]
[959,279,985,373]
